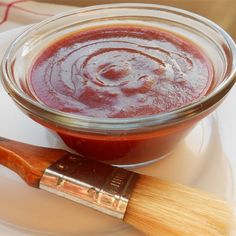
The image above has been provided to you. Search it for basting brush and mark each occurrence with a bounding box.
[0,137,233,236]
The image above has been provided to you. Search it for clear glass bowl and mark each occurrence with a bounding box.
[1,3,236,166]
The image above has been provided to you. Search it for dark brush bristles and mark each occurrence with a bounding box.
[124,175,234,236]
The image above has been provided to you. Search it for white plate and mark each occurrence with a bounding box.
[0,27,235,236]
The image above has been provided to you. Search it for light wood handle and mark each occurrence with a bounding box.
[0,137,69,187]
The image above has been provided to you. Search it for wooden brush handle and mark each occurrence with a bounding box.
[0,137,69,187]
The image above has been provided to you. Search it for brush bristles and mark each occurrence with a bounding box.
[124,175,233,236]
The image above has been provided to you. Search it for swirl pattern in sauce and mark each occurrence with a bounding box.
[30,25,213,118]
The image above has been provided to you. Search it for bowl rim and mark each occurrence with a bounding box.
[2,3,236,133]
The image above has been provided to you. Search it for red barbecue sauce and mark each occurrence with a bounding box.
[29,25,213,164]
[30,25,212,118]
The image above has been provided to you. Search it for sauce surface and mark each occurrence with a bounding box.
[30,25,213,118]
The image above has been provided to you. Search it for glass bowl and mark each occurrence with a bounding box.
[1,3,236,167]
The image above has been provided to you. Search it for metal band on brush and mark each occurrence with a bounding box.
[39,154,138,219]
